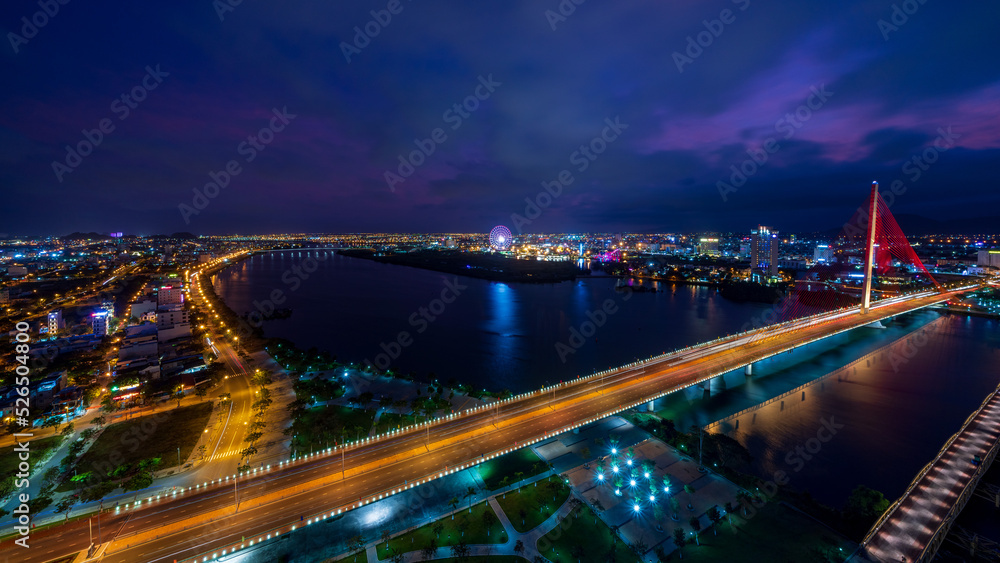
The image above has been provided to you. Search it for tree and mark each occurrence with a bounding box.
[845,485,891,520]
[450,541,470,561]
[707,506,721,535]
[421,541,436,560]
[689,516,702,545]
[464,485,476,511]
[448,496,460,516]
[55,498,74,521]
[571,544,586,562]
[381,529,391,549]
[60,422,75,436]
[481,506,497,536]
[93,414,107,427]
[433,522,444,539]
[514,539,525,557]
[673,527,686,558]
[388,547,404,563]
[195,385,209,398]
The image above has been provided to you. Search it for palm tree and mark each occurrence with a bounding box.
[464,486,476,512]
[513,539,525,557]
[707,506,721,535]
[448,496,459,518]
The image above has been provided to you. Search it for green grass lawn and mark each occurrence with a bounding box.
[477,447,547,491]
[372,412,416,435]
[494,475,571,533]
[0,435,62,500]
[538,505,640,563]
[294,405,376,451]
[377,500,507,559]
[667,502,853,562]
[0,435,62,476]
[69,402,212,480]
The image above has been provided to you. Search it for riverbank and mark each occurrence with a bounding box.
[338,248,587,283]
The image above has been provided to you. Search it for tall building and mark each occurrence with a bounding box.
[100,300,115,318]
[47,310,64,334]
[158,285,184,306]
[751,226,780,279]
[698,236,720,256]
[814,244,834,264]
[92,311,110,337]
[978,250,1000,268]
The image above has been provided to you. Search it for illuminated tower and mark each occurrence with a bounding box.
[750,226,779,280]
[862,181,879,314]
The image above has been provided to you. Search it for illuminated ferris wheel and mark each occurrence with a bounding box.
[489,225,513,251]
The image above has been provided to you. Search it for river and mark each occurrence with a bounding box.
[213,249,1000,508]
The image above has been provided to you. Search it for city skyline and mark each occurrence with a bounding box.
[1,1,999,236]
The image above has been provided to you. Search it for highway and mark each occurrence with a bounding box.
[0,285,978,563]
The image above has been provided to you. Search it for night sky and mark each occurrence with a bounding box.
[2,1,998,236]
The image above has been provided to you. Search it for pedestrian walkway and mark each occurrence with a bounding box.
[857,388,1000,563]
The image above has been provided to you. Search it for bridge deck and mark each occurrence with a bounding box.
[860,387,1000,562]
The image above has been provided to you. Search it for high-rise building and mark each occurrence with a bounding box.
[92,311,110,337]
[978,250,1000,268]
[814,244,834,264]
[158,285,184,306]
[698,236,720,256]
[751,226,780,279]
[100,300,115,318]
[47,310,64,334]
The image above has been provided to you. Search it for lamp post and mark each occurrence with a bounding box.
[234,466,239,513]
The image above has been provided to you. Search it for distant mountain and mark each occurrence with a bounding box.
[63,232,112,240]
[147,232,197,240]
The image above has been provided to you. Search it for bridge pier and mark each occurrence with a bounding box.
[714,375,727,392]
[745,363,753,376]
[647,400,655,412]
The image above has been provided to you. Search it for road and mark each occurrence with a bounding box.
[0,285,978,563]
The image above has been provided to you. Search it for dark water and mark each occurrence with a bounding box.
[211,249,779,390]
[214,249,1000,509]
